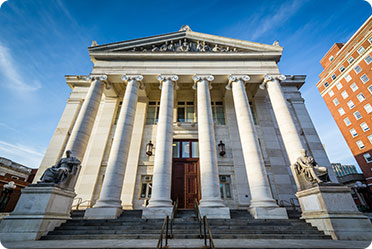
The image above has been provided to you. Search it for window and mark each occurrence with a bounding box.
[357,140,365,150]
[331,74,336,80]
[361,122,369,132]
[354,111,362,120]
[341,90,349,99]
[347,100,355,109]
[177,102,195,122]
[344,117,351,126]
[369,36,372,44]
[348,57,354,64]
[345,74,352,82]
[336,82,343,90]
[333,98,340,106]
[173,140,199,158]
[219,176,232,199]
[329,90,334,97]
[357,46,366,55]
[361,74,369,84]
[211,101,225,125]
[350,83,359,92]
[146,101,160,124]
[324,82,329,87]
[350,128,358,137]
[329,56,334,62]
[368,85,372,94]
[363,153,372,163]
[357,93,366,102]
[354,65,362,74]
[365,55,372,64]
[339,66,345,72]
[338,108,345,116]
[140,175,152,199]
[364,103,372,113]
[368,135,372,144]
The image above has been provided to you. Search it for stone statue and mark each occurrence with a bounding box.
[293,149,330,187]
[39,150,80,185]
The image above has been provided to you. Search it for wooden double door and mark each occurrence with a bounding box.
[171,140,200,209]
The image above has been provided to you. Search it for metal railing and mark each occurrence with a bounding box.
[156,198,178,249]
[71,197,91,210]
[278,198,301,212]
[194,200,215,249]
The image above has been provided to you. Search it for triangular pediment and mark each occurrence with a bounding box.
[88,26,283,54]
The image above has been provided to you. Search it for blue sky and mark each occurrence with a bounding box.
[0,0,370,169]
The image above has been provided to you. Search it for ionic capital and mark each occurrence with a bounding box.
[192,74,214,90]
[157,74,179,90]
[259,74,286,90]
[85,75,111,89]
[121,74,145,89]
[225,75,250,90]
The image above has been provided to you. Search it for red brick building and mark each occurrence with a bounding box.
[317,15,372,191]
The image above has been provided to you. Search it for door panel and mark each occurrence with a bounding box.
[171,161,185,208]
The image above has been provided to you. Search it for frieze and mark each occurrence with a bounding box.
[128,39,242,53]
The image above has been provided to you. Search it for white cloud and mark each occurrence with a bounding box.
[0,44,41,91]
[0,0,7,8]
[250,0,307,40]
[0,140,43,168]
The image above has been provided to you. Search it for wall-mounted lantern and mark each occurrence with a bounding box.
[218,140,226,156]
[146,141,154,156]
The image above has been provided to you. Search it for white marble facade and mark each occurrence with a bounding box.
[34,26,335,218]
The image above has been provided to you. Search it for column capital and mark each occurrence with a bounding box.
[121,74,145,89]
[259,74,286,90]
[157,74,179,90]
[192,74,214,90]
[226,75,250,90]
[86,75,112,89]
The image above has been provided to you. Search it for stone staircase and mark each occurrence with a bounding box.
[40,209,331,242]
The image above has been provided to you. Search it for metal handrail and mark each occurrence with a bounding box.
[156,216,169,249]
[194,199,203,238]
[157,199,178,248]
[71,197,91,210]
[203,216,215,249]
[194,200,215,248]
[279,198,300,211]
[170,198,178,238]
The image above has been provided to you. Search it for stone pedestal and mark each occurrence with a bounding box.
[199,207,230,219]
[0,185,75,242]
[296,185,372,240]
[142,207,172,219]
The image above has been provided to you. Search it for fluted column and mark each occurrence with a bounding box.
[260,75,304,165]
[65,75,106,161]
[227,75,287,219]
[85,75,143,219]
[143,75,178,219]
[192,75,230,219]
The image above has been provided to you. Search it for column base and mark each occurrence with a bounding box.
[84,207,122,220]
[199,198,225,208]
[199,207,230,219]
[249,206,288,219]
[142,207,172,219]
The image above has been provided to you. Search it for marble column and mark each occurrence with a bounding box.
[192,75,230,219]
[142,75,178,219]
[85,75,143,219]
[260,75,304,165]
[227,75,287,219]
[65,76,106,161]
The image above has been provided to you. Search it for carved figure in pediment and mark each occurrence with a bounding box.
[151,45,159,52]
[176,40,183,52]
[168,41,175,51]
[160,41,168,51]
[292,149,330,189]
[182,39,190,51]
[212,44,221,52]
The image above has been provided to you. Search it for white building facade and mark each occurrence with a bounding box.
[34,26,336,219]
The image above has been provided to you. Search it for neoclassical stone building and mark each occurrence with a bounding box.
[34,25,337,219]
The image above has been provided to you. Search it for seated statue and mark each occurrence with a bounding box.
[293,149,330,184]
[39,150,80,185]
